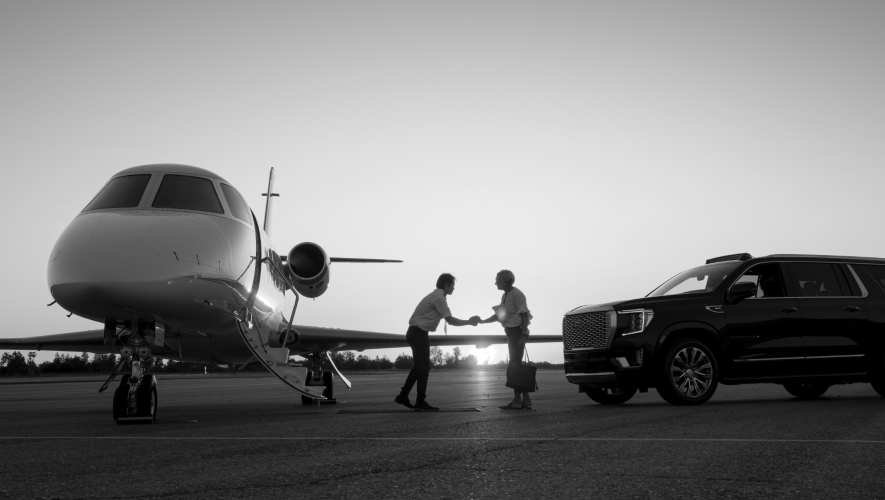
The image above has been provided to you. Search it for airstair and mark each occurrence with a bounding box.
[236,320,326,400]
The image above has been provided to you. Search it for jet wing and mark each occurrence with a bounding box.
[291,325,562,354]
[0,330,116,354]
[0,327,563,357]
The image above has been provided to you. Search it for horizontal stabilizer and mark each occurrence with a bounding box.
[330,257,403,263]
[280,256,402,264]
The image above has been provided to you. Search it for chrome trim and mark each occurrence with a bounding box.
[564,347,607,352]
[846,265,869,298]
[806,354,865,359]
[706,306,724,313]
[566,372,615,378]
[733,356,805,363]
[608,310,618,342]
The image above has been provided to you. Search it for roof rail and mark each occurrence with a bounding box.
[706,253,754,264]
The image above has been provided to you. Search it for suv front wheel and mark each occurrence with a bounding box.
[657,338,719,406]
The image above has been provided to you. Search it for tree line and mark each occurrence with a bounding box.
[1,347,559,377]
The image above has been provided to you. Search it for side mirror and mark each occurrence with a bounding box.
[727,282,758,304]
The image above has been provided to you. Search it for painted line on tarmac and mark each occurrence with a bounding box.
[1,437,884,444]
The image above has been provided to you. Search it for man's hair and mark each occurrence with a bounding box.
[497,269,515,286]
[436,273,456,289]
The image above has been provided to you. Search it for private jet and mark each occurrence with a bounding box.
[0,164,561,423]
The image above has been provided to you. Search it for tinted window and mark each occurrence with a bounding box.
[862,265,885,292]
[786,263,844,297]
[152,175,223,214]
[83,174,151,211]
[734,263,786,298]
[220,184,252,224]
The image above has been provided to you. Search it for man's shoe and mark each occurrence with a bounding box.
[394,395,414,408]
[414,401,439,411]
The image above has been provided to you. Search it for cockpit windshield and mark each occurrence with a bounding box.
[83,174,151,211]
[220,184,252,224]
[152,175,223,214]
[647,261,743,297]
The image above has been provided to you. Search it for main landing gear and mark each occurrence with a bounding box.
[101,343,159,424]
[300,353,337,405]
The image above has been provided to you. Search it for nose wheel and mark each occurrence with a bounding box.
[108,344,159,424]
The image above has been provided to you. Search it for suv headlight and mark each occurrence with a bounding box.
[617,309,654,336]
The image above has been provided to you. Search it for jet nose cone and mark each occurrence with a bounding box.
[48,213,164,287]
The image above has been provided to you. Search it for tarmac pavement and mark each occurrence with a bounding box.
[2,369,884,499]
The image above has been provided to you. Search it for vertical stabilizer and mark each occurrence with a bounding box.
[262,168,278,238]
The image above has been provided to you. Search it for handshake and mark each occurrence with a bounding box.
[468,315,482,326]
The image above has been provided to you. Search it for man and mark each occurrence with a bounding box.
[395,273,480,411]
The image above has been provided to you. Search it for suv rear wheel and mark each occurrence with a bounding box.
[872,379,885,398]
[585,386,637,405]
[657,338,719,406]
[783,382,829,399]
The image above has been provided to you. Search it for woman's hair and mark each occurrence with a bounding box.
[436,273,456,289]
[497,269,515,286]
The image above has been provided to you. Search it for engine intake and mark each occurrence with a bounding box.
[287,242,330,298]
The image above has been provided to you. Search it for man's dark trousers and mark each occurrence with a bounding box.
[400,325,431,402]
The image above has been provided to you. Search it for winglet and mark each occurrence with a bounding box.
[262,168,278,238]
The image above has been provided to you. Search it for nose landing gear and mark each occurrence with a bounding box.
[107,338,159,424]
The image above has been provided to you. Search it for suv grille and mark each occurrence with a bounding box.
[563,312,611,351]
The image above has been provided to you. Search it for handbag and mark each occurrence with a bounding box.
[505,347,538,393]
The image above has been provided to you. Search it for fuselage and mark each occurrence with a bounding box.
[48,164,286,364]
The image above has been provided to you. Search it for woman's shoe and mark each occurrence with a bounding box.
[499,403,523,410]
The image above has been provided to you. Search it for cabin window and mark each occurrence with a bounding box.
[220,184,252,224]
[152,175,224,214]
[83,174,151,211]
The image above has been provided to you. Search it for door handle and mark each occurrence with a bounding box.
[843,306,861,312]
[779,307,798,313]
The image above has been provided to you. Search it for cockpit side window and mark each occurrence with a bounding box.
[220,184,252,225]
[152,175,224,214]
[83,174,152,211]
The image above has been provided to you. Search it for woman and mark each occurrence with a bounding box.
[479,270,533,410]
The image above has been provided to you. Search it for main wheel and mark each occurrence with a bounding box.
[112,374,131,423]
[783,382,829,399]
[872,379,885,398]
[585,386,637,405]
[657,338,719,406]
[136,374,158,423]
[322,371,335,401]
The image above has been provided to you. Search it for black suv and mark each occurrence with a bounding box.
[562,253,885,405]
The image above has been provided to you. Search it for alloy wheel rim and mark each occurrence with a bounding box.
[671,347,713,398]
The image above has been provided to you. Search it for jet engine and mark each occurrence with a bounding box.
[286,242,330,298]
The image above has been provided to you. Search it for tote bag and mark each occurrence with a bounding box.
[505,348,538,393]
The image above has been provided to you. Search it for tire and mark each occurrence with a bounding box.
[301,371,336,405]
[657,338,719,406]
[136,374,158,423]
[322,371,335,400]
[112,374,131,423]
[585,386,638,405]
[872,379,885,398]
[783,382,829,400]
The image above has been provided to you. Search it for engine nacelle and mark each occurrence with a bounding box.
[286,242,330,298]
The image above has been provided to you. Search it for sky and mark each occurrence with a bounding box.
[1,0,883,366]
